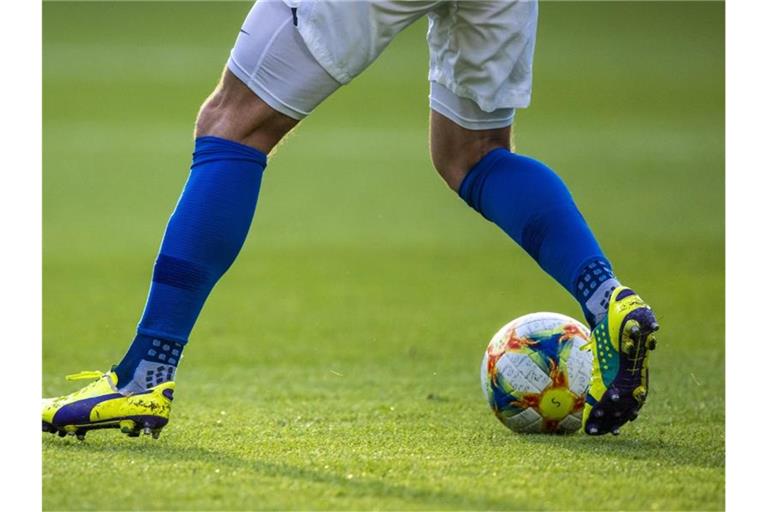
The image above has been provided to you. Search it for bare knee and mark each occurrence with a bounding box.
[196,69,299,154]
[430,111,512,191]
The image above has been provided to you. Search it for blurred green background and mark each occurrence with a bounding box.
[43,1,724,510]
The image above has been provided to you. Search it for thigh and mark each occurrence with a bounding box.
[228,0,441,121]
[227,0,343,120]
[428,0,539,113]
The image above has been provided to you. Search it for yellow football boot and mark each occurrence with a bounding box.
[582,287,659,435]
[42,371,174,440]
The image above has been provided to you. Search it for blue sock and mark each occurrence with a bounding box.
[458,148,620,328]
[115,136,267,392]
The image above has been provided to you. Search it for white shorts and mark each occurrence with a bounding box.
[227,0,538,130]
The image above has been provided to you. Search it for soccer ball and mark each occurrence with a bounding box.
[480,312,593,434]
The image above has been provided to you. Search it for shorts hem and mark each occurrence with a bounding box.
[429,72,532,112]
[429,96,515,130]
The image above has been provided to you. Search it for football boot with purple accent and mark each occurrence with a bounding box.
[42,371,174,440]
[582,287,659,436]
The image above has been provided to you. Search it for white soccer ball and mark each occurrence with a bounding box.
[480,312,593,434]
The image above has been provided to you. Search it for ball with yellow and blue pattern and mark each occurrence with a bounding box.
[480,312,593,433]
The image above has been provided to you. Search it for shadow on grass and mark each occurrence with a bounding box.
[43,438,519,510]
[510,431,724,470]
[43,419,724,508]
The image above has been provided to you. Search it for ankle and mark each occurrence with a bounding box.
[574,259,620,328]
[114,334,183,393]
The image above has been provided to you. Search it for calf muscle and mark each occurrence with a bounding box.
[429,110,512,191]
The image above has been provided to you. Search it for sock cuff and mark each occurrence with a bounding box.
[458,148,515,212]
[136,327,189,345]
[193,136,268,168]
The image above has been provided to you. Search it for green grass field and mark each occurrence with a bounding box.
[43,1,724,510]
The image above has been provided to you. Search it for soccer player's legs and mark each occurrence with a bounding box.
[427,0,658,436]
[42,0,342,439]
[117,0,340,395]
[431,106,659,436]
